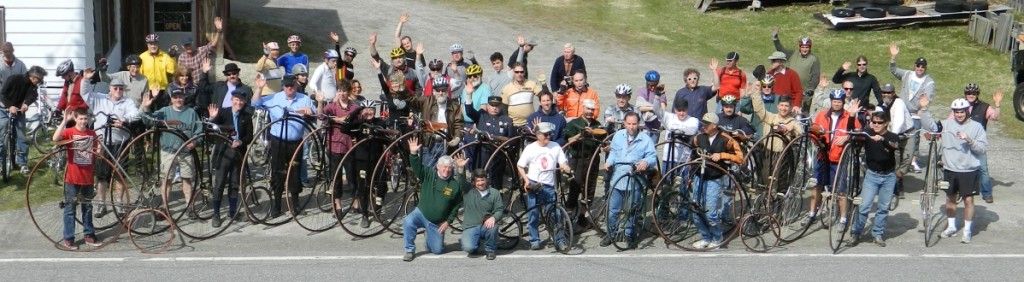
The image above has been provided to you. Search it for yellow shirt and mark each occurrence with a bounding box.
[139,51,177,90]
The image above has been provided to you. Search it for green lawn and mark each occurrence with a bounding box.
[1,156,63,211]
[441,0,1023,138]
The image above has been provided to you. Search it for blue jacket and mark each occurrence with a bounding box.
[604,129,657,191]
[526,107,568,145]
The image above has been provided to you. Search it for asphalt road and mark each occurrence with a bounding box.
[2,0,1023,280]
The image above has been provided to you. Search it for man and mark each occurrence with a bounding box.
[739,75,781,138]
[461,64,490,125]
[919,97,986,244]
[56,60,92,113]
[414,46,447,97]
[604,84,638,132]
[277,35,309,75]
[689,113,744,249]
[256,42,283,95]
[84,79,140,218]
[0,42,28,90]
[673,59,720,122]
[562,99,602,224]
[517,122,572,250]
[393,12,418,69]
[175,17,223,84]
[501,63,542,127]
[251,75,316,218]
[369,32,420,96]
[140,33,177,109]
[558,71,600,121]
[832,56,882,106]
[877,83,912,200]
[601,113,657,248]
[413,77,465,168]
[330,31,357,82]
[488,52,512,95]
[716,95,756,143]
[767,51,804,115]
[142,88,203,218]
[198,63,253,116]
[549,43,587,92]
[292,64,311,94]
[658,100,700,172]
[206,89,253,227]
[637,70,667,133]
[339,103,389,227]
[460,169,504,260]
[889,42,935,173]
[309,49,340,107]
[804,89,861,227]
[466,96,515,189]
[527,91,567,145]
[444,43,471,97]
[97,55,149,106]
[746,80,802,141]
[403,137,467,262]
[1,66,47,174]
[960,84,1001,203]
[715,52,746,103]
[847,111,899,248]
[771,29,820,109]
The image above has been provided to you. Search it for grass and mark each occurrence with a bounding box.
[439,0,1024,139]
[1,153,62,212]
[226,18,329,64]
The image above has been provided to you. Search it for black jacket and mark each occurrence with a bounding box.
[1,74,39,108]
[210,106,255,162]
[198,72,253,116]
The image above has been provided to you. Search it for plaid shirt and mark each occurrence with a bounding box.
[178,43,215,83]
[323,101,359,154]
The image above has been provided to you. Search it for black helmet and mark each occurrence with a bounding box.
[56,59,74,77]
[124,54,142,66]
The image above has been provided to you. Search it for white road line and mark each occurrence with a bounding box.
[3,253,1024,263]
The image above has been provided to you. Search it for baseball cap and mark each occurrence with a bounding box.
[181,37,194,45]
[282,75,297,86]
[726,52,740,61]
[583,99,597,109]
[701,112,719,124]
[487,96,503,106]
[915,57,927,67]
[231,89,250,99]
[109,78,127,87]
[768,51,787,61]
[881,83,895,93]
[536,122,555,134]
[169,89,185,97]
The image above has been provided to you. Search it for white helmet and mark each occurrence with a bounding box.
[950,98,971,110]
[614,84,633,96]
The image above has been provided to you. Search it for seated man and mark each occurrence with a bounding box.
[460,168,504,260]
[402,137,467,262]
[690,113,744,249]
[601,112,657,249]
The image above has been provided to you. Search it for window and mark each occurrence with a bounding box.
[153,2,192,32]
[93,0,116,56]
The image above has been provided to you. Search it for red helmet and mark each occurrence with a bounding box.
[798,37,812,47]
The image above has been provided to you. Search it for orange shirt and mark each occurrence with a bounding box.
[558,87,600,120]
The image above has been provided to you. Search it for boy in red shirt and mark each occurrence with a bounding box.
[52,108,101,250]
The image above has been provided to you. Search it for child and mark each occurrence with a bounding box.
[51,108,101,250]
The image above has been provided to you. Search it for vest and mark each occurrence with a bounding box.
[695,132,729,180]
[969,100,989,130]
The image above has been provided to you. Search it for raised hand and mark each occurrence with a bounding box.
[517,34,526,46]
[329,32,340,43]
[214,17,223,30]
[254,74,266,89]
[710,57,719,71]
[818,75,829,88]
[889,42,899,58]
[369,32,377,46]
[399,12,409,24]
[994,90,1004,107]
[83,68,95,80]
[201,58,212,73]
[918,95,929,110]
[454,152,468,168]
[370,57,382,70]
[415,42,424,55]
[408,136,421,154]
[207,104,219,118]
[770,26,780,39]
[842,61,852,71]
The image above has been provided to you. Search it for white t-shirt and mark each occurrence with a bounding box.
[517,141,568,186]
[660,112,699,162]
[907,74,925,97]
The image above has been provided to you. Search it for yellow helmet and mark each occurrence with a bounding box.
[390,47,406,58]
[466,64,483,76]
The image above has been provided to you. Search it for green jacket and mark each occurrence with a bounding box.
[563,117,602,159]
[460,187,503,229]
[411,154,463,224]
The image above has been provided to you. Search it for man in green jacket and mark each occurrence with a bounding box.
[460,169,504,260]
[403,136,467,262]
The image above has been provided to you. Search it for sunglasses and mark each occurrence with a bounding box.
[871,120,886,125]
[843,87,854,90]
[857,63,867,66]
[882,91,894,94]
[761,85,772,89]
[513,71,525,74]
[225,72,239,76]
[965,92,979,95]
[915,65,926,68]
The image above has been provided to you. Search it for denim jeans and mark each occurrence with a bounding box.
[460,224,498,254]
[63,184,96,241]
[852,170,896,238]
[693,175,724,242]
[979,153,991,197]
[403,207,445,254]
[0,111,28,166]
[607,184,643,239]
[526,183,558,246]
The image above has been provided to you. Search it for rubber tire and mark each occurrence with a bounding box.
[873,0,898,6]
[887,6,917,16]
[860,7,888,18]
[935,0,964,13]
[1013,82,1024,122]
[848,2,873,12]
[962,0,989,11]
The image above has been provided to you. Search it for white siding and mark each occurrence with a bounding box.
[3,0,95,99]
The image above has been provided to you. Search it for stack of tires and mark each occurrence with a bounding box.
[833,0,918,18]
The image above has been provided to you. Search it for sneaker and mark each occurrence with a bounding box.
[61,239,78,250]
[846,236,862,247]
[691,240,710,249]
[939,228,958,238]
[911,162,922,173]
[800,216,816,227]
[874,236,886,247]
[20,165,29,175]
[84,234,101,247]
[95,206,109,219]
[961,233,972,244]
[600,236,613,247]
[486,252,496,260]
[211,215,222,228]
[706,240,722,249]
[360,216,371,228]
[402,252,414,262]
[530,243,543,250]
[983,195,993,203]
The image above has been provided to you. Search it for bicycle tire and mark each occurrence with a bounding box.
[1,123,13,183]
[497,211,523,250]
[31,125,53,154]
[486,134,535,217]
[285,126,336,232]
[828,145,861,254]
[163,132,232,240]
[115,129,172,235]
[608,170,647,251]
[652,161,744,251]
[548,205,574,253]
[370,131,423,235]
[743,133,790,194]
[25,148,124,251]
[127,208,176,254]
[739,212,781,253]
[239,117,312,226]
[334,136,390,238]
[921,140,942,246]
[769,135,818,243]
[449,140,511,232]
[582,135,614,236]
[89,126,137,231]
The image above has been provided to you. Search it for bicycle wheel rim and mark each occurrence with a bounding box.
[285,127,337,232]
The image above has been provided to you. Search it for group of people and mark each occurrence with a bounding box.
[0,14,1000,255]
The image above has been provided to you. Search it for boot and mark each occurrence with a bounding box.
[228,197,239,220]
[211,200,222,228]
[290,193,302,215]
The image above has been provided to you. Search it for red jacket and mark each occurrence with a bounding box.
[813,109,860,163]
[771,67,803,107]
[57,75,89,112]
[716,67,746,100]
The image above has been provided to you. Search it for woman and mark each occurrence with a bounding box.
[167,66,199,112]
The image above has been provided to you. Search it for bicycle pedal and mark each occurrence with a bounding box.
[821,191,832,198]
[938,181,949,190]
[852,197,862,205]
[805,178,817,188]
